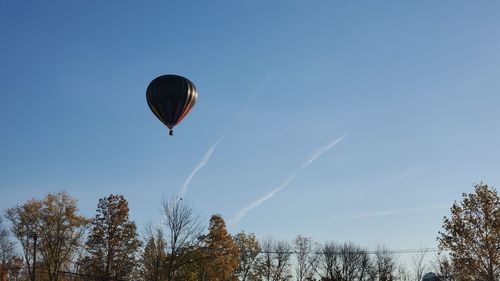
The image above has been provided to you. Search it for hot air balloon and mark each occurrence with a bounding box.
[146,75,198,135]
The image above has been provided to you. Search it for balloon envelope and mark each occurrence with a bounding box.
[146,75,197,135]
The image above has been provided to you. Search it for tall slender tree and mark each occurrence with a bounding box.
[84,194,141,280]
[162,197,202,281]
[259,239,275,281]
[272,240,293,281]
[293,235,318,281]
[410,249,428,281]
[202,214,240,281]
[374,245,397,281]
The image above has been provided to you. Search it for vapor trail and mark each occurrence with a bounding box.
[301,133,349,169]
[178,137,223,198]
[322,203,449,223]
[226,73,273,132]
[232,133,349,224]
[178,73,273,199]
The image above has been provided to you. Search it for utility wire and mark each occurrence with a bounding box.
[0,266,125,281]
[254,247,439,255]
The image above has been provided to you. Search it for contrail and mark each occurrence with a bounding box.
[226,73,273,132]
[321,203,449,223]
[178,73,273,199]
[178,137,223,198]
[301,133,349,169]
[232,133,349,224]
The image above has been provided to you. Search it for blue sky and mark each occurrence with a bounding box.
[1,0,500,253]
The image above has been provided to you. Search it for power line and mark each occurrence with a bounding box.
[255,247,439,255]
[0,266,125,281]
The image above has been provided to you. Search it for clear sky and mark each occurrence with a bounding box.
[1,0,500,255]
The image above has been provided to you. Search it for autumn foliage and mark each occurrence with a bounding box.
[202,214,240,281]
[438,183,500,281]
[0,183,498,280]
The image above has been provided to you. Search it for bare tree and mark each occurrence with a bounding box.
[259,239,274,281]
[432,254,455,281]
[258,239,292,281]
[318,241,372,281]
[374,245,397,281]
[273,240,293,281]
[0,216,16,280]
[162,197,203,281]
[293,235,318,281]
[410,249,428,281]
[319,241,336,281]
[357,247,372,281]
[396,264,411,281]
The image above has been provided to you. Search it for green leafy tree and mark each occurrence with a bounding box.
[438,183,500,281]
[84,194,142,280]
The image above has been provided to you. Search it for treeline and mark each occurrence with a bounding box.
[0,183,498,281]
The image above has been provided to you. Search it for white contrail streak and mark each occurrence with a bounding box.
[321,204,449,223]
[232,133,349,224]
[301,133,349,169]
[178,137,223,198]
[226,73,273,133]
[178,73,273,199]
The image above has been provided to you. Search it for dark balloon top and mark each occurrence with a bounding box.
[146,75,197,135]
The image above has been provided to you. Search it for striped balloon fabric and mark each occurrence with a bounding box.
[146,75,198,135]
